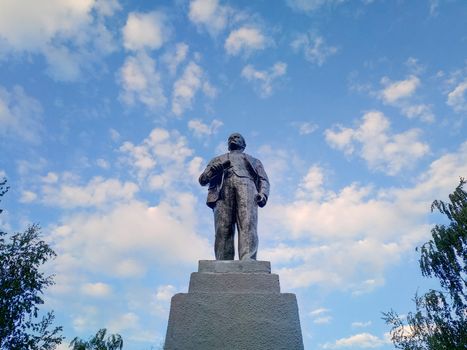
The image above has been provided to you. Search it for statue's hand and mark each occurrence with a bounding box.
[210,161,224,175]
[255,193,267,207]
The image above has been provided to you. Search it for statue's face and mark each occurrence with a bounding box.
[228,133,246,151]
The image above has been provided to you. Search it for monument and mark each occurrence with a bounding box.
[164,133,304,349]
[198,132,269,261]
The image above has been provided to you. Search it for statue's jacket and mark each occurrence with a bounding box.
[199,152,270,209]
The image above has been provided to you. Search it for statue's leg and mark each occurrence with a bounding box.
[235,177,258,260]
[213,178,235,260]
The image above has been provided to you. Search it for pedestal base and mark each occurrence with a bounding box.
[164,260,304,350]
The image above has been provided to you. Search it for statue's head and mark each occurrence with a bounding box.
[228,133,246,151]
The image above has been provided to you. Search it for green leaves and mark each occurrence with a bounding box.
[0,178,9,217]
[0,180,63,349]
[69,329,123,350]
[420,178,467,316]
[384,179,467,350]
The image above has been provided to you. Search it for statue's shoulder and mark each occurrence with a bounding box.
[209,153,228,163]
[244,153,261,164]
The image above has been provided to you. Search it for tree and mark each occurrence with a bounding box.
[0,178,8,214]
[0,179,64,349]
[69,328,123,350]
[384,178,467,349]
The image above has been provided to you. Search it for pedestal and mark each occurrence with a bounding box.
[164,260,304,350]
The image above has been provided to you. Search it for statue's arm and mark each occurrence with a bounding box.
[199,161,213,186]
[199,157,225,186]
[254,160,270,207]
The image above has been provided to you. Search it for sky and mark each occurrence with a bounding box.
[1,0,467,349]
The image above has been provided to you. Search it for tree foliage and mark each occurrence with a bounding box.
[0,179,64,349]
[0,178,9,214]
[69,328,123,350]
[384,178,467,349]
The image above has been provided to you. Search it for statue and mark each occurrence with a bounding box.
[199,133,270,260]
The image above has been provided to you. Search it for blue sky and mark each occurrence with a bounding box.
[1,0,467,349]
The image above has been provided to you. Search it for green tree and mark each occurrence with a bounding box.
[69,328,123,350]
[0,179,64,349]
[384,178,467,349]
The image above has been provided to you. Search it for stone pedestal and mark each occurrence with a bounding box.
[164,260,304,350]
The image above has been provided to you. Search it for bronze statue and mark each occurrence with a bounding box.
[199,133,270,260]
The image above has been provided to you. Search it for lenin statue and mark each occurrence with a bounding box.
[199,133,270,260]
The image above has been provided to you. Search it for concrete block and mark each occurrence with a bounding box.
[164,260,304,349]
[188,272,280,293]
[164,293,303,350]
[198,260,271,273]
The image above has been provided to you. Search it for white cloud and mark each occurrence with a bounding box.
[387,323,431,343]
[309,307,332,324]
[96,158,110,169]
[0,0,94,50]
[405,57,426,75]
[265,237,399,291]
[315,316,333,324]
[260,141,467,292]
[172,62,202,115]
[81,282,112,297]
[0,85,43,144]
[71,306,99,332]
[107,312,139,333]
[119,128,194,186]
[188,156,204,180]
[43,127,211,339]
[295,165,325,200]
[41,176,139,209]
[51,197,210,279]
[163,42,189,75]
[380,75,420,104]
[55,343,72,350]
[115,259,145,278]
[291,34,338,66]
[202,81,217,98]
[118,132,161,178]
[225,27,268,56]
[43,45,81,81]
[95,0,121,17]
[352,321,372,328]
[19,190,37,203]
[321,332,389,348]
[324,127,355,154]
[256,145,305,193]
[351,278,385,296]
[241,62,287,97]
[118,52,166,109]
[293,121,318,135]
[42,172,59,184]
[155,285,176,302]
[109,128,121,142]
[172,61,215,116]
[188,119,223,138]
[400,103,435,123]
[447,80,467,113]
[310,307,330,316]
[375,75,434,122]
[0,0,119,81]
[324,111,429,175]
[123,11,169,51]
[17,158,47,178]
[188,0,231,35]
